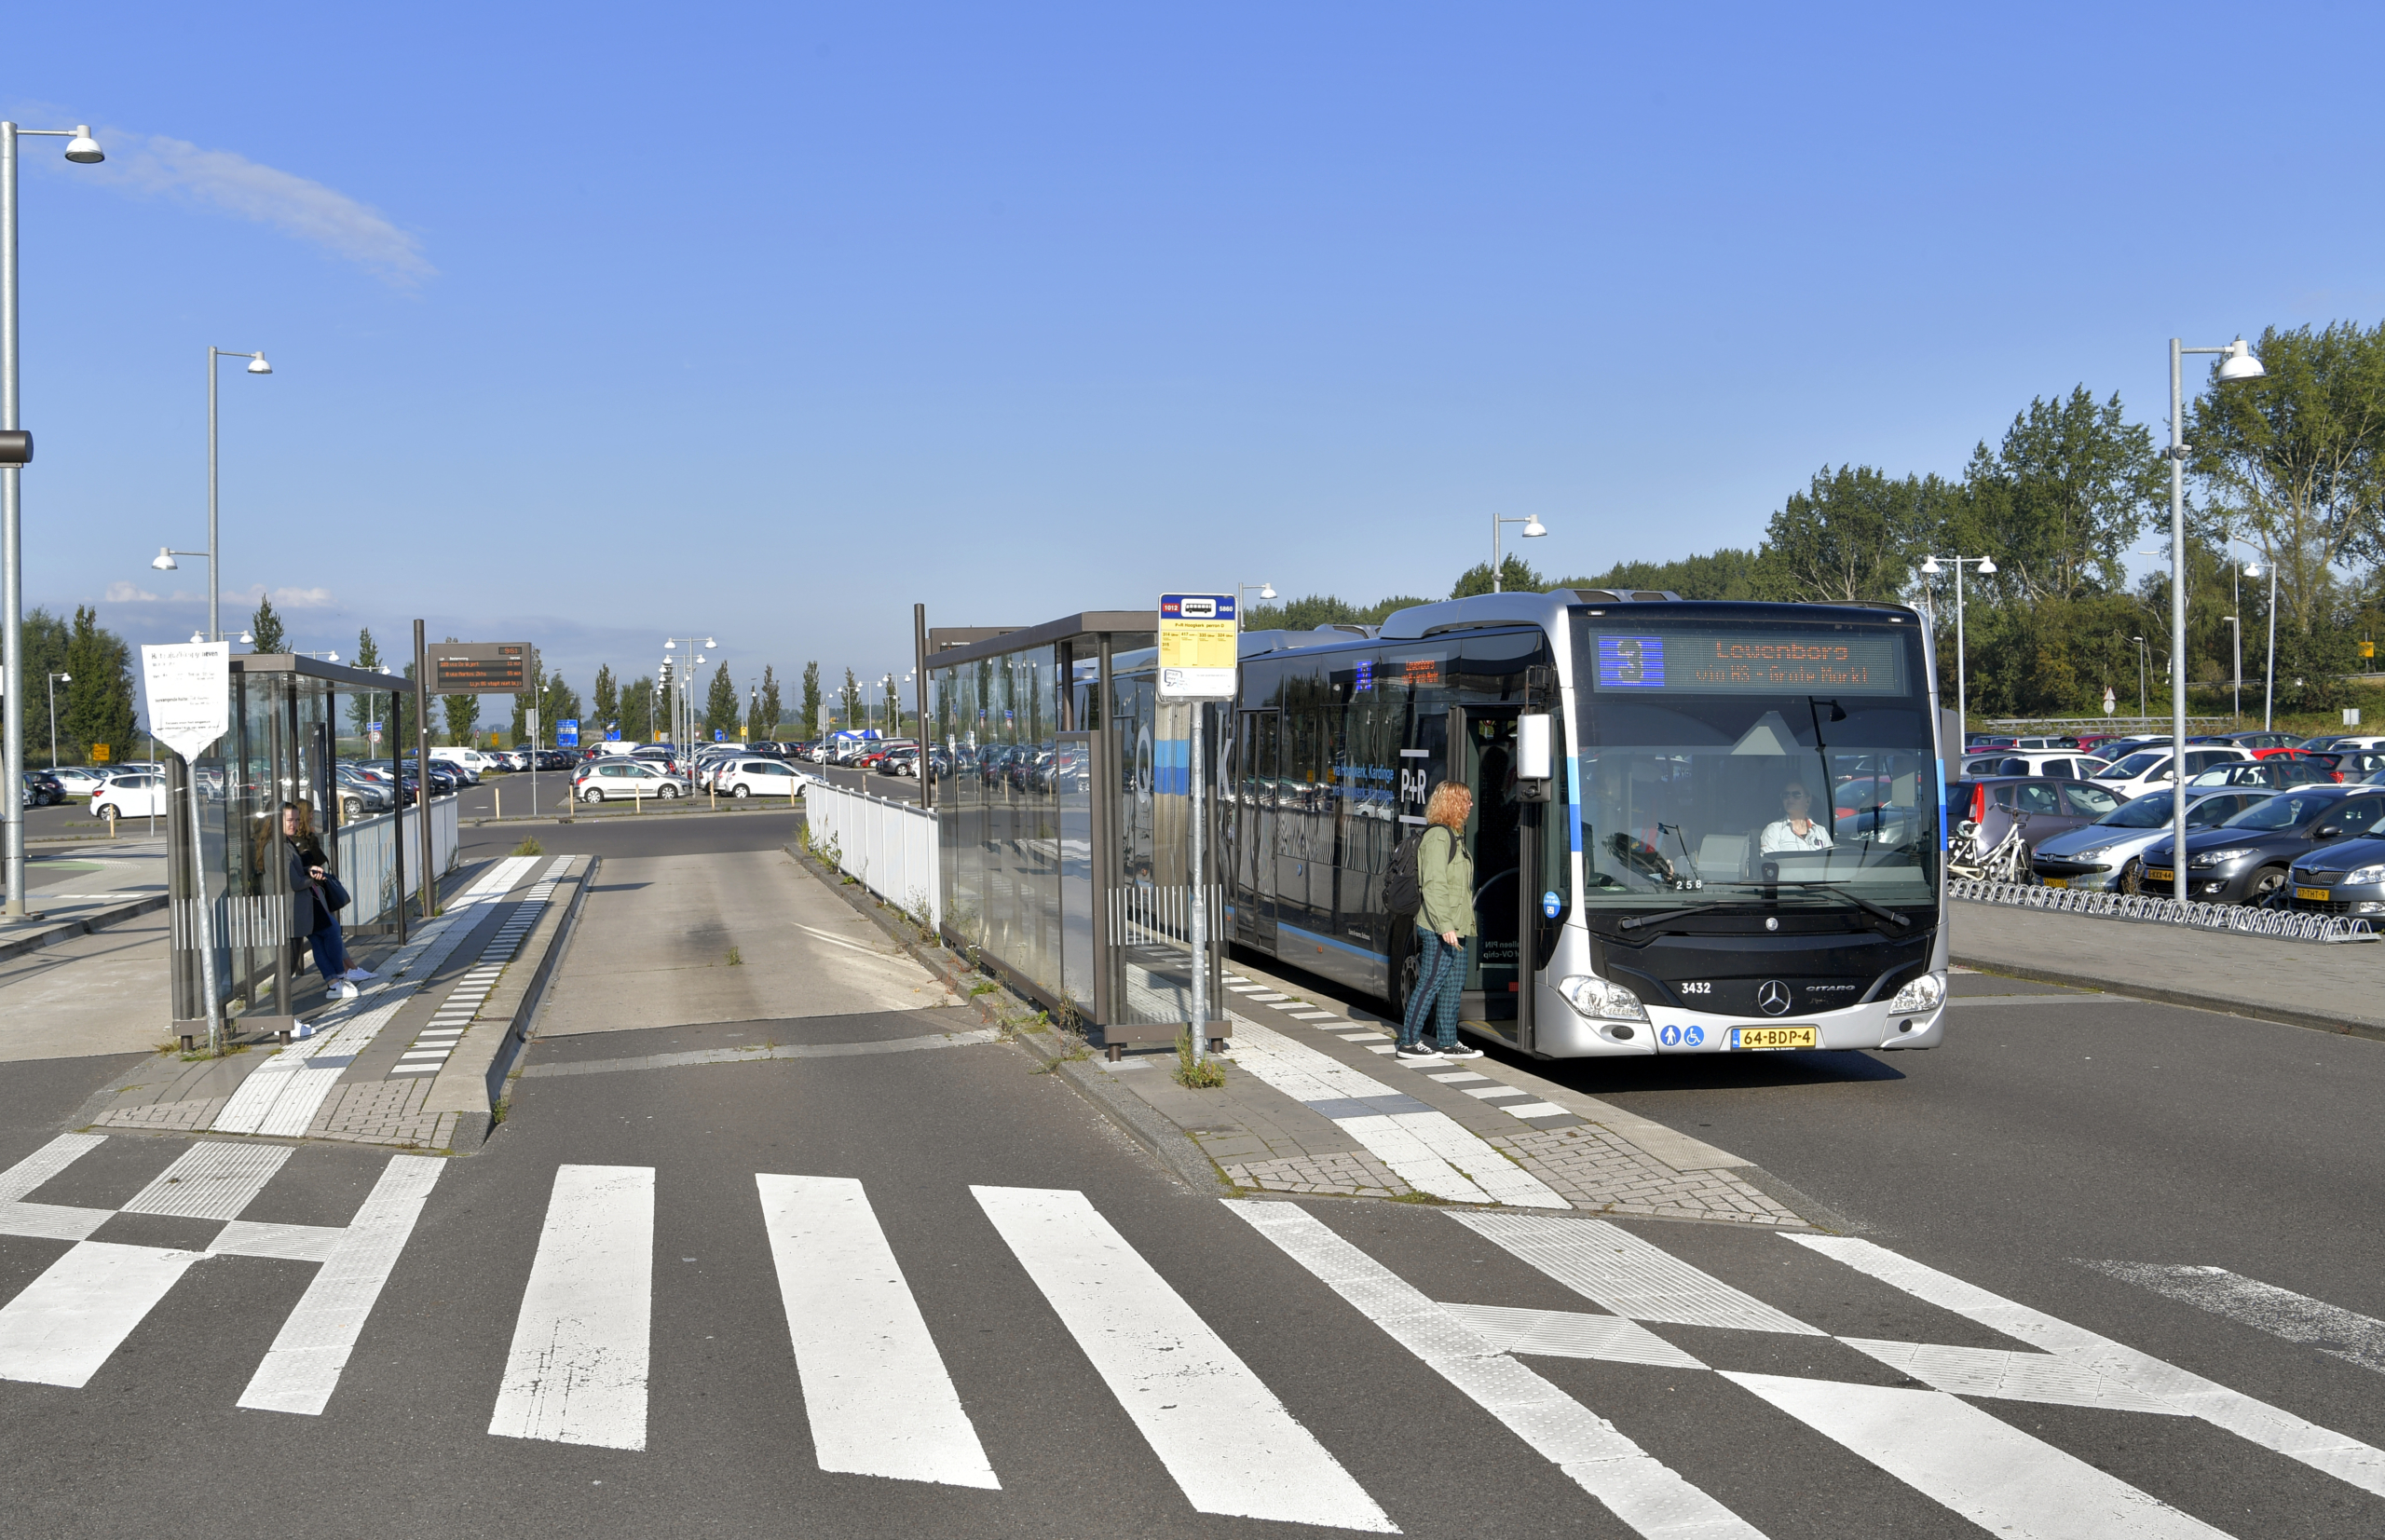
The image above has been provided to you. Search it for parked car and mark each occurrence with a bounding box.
[881,745,921,776]
[48,766,108,797]
[2284,836,2385,919]
[22,771,65,807]
[2258,749,2350,783]
[2030,787,2277,893]
[90,771,170,824]
[574,759,688,802]
[2187,757,2344,792]
[2199,730,2304,754]
[427,746,491,784]
[1947,775,2126,861]
[716,757,803,797]
[2139,784,2385,905]
[2089,744,2253,798]
[1960,750,2113,780]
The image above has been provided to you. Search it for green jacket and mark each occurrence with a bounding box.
[1415,825,1477,938]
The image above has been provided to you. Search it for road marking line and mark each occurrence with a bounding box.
[1461,1084,1522,1098]
[388,1066,439,1075]
[209,1220,345,1265]
[240,1154,443,1415]
[1288,1010,1338,1020]
[1499,1102,1572,1120]
[1231,1200,1756,1539]
[1838,1338,2181,1413]
[488,1165,653,1449]
[0,1133,106,1202]
[521,1027,1000,1079]
[1458,1215,1821,1334]
[1793,1234,2385,1496]
[1440,1303,1708,1369]
[2081,1261,2385,1377]
[122,1142,291,1220]
[792,922,901,958]
[0,1242,207,1387]
[756,1175,997,1489]
[1426,1070,1492,1083]
[1724,1373,2227,1539]
[0,1200,113,1241]
[975,1186,1394,1532]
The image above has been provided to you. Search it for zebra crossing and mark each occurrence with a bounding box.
[2,1129,2381,1536]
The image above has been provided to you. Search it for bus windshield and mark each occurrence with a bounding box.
[1573,611,1938,920]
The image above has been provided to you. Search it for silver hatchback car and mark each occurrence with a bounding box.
[2028,786,2276,893]
[2283,836,2385,920]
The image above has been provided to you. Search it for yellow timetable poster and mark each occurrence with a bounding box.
[1158,593,1238,698]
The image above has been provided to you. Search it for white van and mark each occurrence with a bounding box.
[429,746,497,782]
[592,741,642,756]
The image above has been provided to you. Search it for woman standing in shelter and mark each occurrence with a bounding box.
[1397,782,1485,1060]
[283,802,372,1002]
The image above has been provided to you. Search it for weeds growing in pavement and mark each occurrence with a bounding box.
[727,946,743,966]
[1173,1029,1227,1089]
[968,980,999,998]
[511,836,544,857]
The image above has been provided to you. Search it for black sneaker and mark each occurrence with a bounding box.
[1393,1041,1439,1058]
[1437,1041,1484,1059]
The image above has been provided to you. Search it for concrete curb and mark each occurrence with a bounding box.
[1950,949,2385,1044]
[0,892,170,964]
[778,832,1229,1196]
[423,854,599,1151]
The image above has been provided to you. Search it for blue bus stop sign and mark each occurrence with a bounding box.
[557,719,579,746]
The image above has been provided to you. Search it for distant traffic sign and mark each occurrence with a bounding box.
[558,719,580,747]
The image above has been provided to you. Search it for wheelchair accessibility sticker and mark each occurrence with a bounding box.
[1542,890,1562,919]
[1658,1025,1706,1047]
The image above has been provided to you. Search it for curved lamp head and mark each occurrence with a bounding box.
[151,548,178,572]
[2243,562,2262,579]
[326,651,339,662]
[62,128,103,165]
[191,632,205,644]
[1260,582,1277,600]
[239,630,254,646]
[1975,555,1998,576]
[2215,338,2266,383]
[704,638,716,648]
[246,354,273,375]
[1520,515,1548,538]
[1920,556,1942,575]
[60,673,71,683]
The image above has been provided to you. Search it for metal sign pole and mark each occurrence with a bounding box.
[414,620,434,916]
[1189,702,1209,1056]
[187,773,224,1054]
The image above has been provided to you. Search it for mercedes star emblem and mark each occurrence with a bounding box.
[1756,980,1792,1015]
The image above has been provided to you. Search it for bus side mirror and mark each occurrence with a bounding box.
[1517,713,1552,801]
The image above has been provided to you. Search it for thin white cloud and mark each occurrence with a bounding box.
[104,580,159,603]
[90,131,432,287]
[271,585,336,609]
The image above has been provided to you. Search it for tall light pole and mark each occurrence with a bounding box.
[661,635,715,756]
[2243,559,2278,729]
[46,670,67,768]
[1238,580,1276,616]
[2,122,103,919]
[1490,515,1547,593]
[1918,554,1997,749]
[2162,335,2266,902]
[206,347,272,644]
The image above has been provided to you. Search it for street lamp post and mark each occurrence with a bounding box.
[1490,516,1547,593]
[2160,335,2266,902]
[2131,636,2149,722]
[1918,554,1997,750]
[661,635,715,759]
[45,670,67,768]
[2,121,103,919]
[2243,560,2278,729]
[204,348,271,644]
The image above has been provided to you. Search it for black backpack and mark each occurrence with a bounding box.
[1382,825,1436,914]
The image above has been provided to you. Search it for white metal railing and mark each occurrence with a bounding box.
[798,775,940,928]
[1109,882,1226,948]
[1950,876,2377,944]
[336,796,461,925]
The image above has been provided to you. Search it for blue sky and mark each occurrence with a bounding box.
[10,3,2382,720]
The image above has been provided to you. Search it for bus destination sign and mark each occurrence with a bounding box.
[1592,631,1904,695]
[429,643,537,695]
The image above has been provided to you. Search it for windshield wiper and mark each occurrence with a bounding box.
[1616,899,1766,932]
[1777,879,1912,928]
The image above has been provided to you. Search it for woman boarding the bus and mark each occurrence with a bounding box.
[1397,782,1485,1060]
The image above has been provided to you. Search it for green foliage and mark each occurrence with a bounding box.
[756,664,783,741]
[348,629,382,738]
[1243,593,1431,631]
[440,635,479,745]
[704,661,739,740]
[57,606,137,764]
[1759,464,1954,603]
[1173,1029,1226,1088]
[1563,548,1765,600]
[248,594,286,654]
[840,666,863,730]
[1449,555,1545,598]
[538,669,584,737]
[593,665,619,731]
[1958,387,2160,604]
[800,661,823,739]
[618,675,656,742]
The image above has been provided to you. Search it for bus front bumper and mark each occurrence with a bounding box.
[1530,983,1945,1057]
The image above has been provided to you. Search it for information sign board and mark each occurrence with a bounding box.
[429,643,537,694]
[1158,593,1238,700]
[91,743,110,762]
[141,643,232,762]
[558,719,580,746]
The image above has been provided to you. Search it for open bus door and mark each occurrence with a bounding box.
[1450,705,1535,1050]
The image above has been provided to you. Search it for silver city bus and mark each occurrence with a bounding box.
[1130,589,1948,1058]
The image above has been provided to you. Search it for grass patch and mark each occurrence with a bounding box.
[726,946,744,966]
[1173,1029,1227,1089]
[1386,1189,1454,1206]
[511,835,544,856]
[967,980,999,998]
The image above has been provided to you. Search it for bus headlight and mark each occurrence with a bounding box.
[1558,975,1647,1022]
[1888,972,1945,1014]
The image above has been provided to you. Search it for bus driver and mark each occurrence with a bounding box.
[1759,782,1833,854]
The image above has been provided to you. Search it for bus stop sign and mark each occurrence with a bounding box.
[1158,593,1237,700]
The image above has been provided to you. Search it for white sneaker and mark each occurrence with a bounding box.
[332,981,360,1002]
[343,967,375,982]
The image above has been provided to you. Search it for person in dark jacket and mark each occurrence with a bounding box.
[1397,781,1484,1059]
[283,802,371,1001]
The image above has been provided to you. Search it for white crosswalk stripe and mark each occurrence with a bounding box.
[976,1185,1396,1533]
[489,1164,655,1450]
[2082,1261,2385,1376]
[757,1174,998,1489]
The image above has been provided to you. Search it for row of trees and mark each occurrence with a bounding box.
[8,606,142,767]
[1248,320,2385,720]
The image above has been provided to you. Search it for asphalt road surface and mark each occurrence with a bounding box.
[0,808,2379,1538]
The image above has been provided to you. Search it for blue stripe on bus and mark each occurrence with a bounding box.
[1277,920,1389,964]
[1566,754,1581,852]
